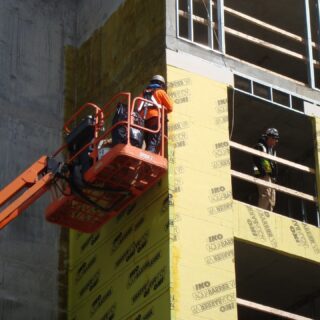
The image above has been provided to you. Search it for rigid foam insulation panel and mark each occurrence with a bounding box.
[167,65,237,320]
[126,290,171,319]
[232,115,320,262]
[68,189,169,308]
[68,180,170,320]
[69,241,169,320]
[234,201,320,262]
[68,178,168,270]
[66,0,168,318]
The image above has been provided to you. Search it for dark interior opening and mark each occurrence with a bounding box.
[178,0,320,86]
[235,240,320,319]
[228,87,319,226]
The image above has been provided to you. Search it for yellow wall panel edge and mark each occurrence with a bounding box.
[167,64,237,320]
[234,200,320,263]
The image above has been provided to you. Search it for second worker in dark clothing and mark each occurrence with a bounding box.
[253,128,279,211]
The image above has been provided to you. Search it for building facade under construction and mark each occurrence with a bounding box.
[0,0,320,319]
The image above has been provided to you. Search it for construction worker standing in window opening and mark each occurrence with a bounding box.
[138,75,173,153]
[253,128,279,211]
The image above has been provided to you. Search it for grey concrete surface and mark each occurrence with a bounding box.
[76,0,125,46]
[0,0,126,318]
[0,1,75,319]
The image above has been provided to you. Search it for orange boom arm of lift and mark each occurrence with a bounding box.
[0,156,54,229]
[0,92,168,233]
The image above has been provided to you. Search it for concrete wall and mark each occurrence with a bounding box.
[0,0,137,318]
[76,0,125,46]
[0,1,73,319]
[0,0,135,316]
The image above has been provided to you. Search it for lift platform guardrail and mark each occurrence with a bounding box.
[0,92,168,233]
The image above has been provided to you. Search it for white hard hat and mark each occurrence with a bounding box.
[151,75,165,85]
[265,128,279,139]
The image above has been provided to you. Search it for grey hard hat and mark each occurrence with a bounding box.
[151,74,165,85]
[265,128,279,139]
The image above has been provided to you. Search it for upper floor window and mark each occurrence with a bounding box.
[177,0,320,89]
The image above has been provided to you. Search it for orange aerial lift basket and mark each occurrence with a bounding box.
[0,92,168,233]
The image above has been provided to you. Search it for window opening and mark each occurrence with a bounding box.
[177,0,320,89]
[233,74,320,114]
[228,87,319,227]
[235,241,320,320]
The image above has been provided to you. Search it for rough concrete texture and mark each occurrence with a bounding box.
[0,0,76,319]
[76,0,126,46]
[65,0,166,116]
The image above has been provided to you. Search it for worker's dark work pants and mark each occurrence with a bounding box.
[145,117,162,154]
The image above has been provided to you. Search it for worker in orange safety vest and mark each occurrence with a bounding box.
[138,75,173,153]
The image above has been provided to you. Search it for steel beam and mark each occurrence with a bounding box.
[304,0,316,88]
[217,0,225,53]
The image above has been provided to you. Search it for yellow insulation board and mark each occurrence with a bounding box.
[126,290,170,320]
[65,0,169,318]
[167,66,237,320]
[69,192,169,309]
[234,200,320,262]
[69,178,168,269]
[69,242,169,320]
